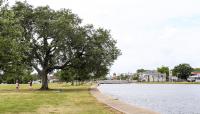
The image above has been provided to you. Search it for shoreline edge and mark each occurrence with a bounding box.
[90,85,159,114]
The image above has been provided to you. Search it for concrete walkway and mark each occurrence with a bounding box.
[90,85,159,114]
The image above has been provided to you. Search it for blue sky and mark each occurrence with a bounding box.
[10,0,200,74]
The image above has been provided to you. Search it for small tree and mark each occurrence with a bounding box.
[157,66,169,81]
[136,69,146,73]
[172,63,193,80]
[56,68,76,85]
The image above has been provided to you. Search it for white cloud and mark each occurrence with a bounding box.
[10,0,200,73]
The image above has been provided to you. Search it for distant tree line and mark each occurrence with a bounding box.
[136,63,195,81]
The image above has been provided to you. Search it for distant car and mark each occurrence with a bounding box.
[49,79,59,83]
[32,80,41,84]
[187,75,200,82]
[187,77,195,82]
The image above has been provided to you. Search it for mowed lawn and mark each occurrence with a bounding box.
[0,83,121,114]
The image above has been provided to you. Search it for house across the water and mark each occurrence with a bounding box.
[139,70,166,82]
[191,72,200,76]
[187,71,200,82]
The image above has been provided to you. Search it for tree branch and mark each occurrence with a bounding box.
[47,60,71,72]
[31,63,41,74]
[32,49,43,65]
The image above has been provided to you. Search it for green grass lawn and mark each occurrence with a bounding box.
[0,83,121,114]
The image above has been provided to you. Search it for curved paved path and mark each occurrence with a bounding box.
[90,85,159,114]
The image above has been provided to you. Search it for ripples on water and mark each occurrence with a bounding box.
[98,84,200,114]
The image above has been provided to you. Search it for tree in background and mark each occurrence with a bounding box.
[193,68,200,72]
[55,68,76,85]
[135,68,146,81]
[172,64,193,80]
[8,1,121,90]
[56,62,109,85]
[157,66,169,81]
[136,69,146,73]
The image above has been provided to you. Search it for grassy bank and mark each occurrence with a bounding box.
[0,83,121,114]
[138,82,200,84]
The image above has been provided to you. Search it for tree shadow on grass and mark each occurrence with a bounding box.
[45,88,90,93]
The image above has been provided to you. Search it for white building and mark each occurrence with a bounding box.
[139,70,166,82]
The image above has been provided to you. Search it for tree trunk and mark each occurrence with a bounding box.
[166,75,169,82]
[71,81,74,86]
[40,71,49,90]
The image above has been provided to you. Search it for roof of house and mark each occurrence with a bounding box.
[191,72,200,75]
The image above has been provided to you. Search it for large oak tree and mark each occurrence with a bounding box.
[10,2,120,90]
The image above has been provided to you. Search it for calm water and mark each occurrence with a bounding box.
[98,84,200,114]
